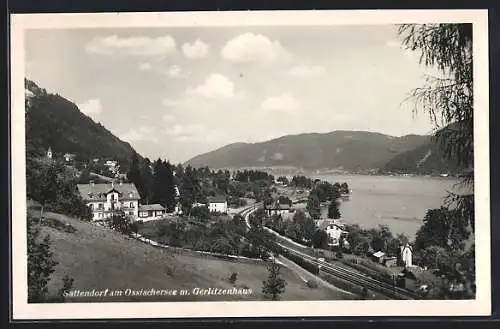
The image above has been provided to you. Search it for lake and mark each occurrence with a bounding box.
[314,174,459,239]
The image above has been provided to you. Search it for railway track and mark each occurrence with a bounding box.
[278,243,418,300]
[239,203,419,299]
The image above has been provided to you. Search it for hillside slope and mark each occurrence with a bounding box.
[186,131,429,171]
[25,79,139,167]
[38,211,352,302]
[382,142,460,175]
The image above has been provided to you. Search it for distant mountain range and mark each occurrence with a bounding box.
[25,79,140,167]
[24,78,457,176]
[382,142,459,175]
[186,131,457,175]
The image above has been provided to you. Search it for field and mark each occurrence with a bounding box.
[35,211,353,302]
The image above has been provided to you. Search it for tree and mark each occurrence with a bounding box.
[414,207,469,252]
[109,212,133,234]
[312,230,328,249]
[27,215,58,302]
[37,162,61,220]
[151,159,177,211]
[277,176,289,185]
[229,272,238,284]
[420,245,450,270]
[340,182,350,195]
[139,157,154,204]
[57,275,75,301]
[262,261,287,300]
[127,153,146,202]
[399,24,473,225]
[398,23,475,298]
[306,192,321,219]
[327,199,341,219]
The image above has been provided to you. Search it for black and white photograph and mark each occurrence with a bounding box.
[10,10,490,319]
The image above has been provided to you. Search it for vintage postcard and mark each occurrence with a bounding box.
[10,9,490,319]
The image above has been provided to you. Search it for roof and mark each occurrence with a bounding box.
[77,182,140,201]
[372,251,385,258]
[207,195,227,203]
[139,204,165,211]
[318,219,344,231]
[265,200,291,210]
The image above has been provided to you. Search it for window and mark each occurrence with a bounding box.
[130,202,134,208]
[98,203,103,209]
[129,211,133,216]
[89,204,93,210]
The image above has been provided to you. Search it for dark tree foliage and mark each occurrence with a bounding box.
[262,261,287,300]
[328,199,341,219]
[414,207,470,252]
[190,206,211,221]
[234,170,274,183]
[312,230,328,249]
[276,176,289,185]
[27,215,58,303]
[26,157,91,220]
[180,165,205,213]
[57,275,75,301]
[340,182,350,195]
[306,192,321,219]
[127,153,146,202]
[151,159,177,211]
[109,212,134,234]
[399,24,474,221]
[290,175,313,189]
[398,24,475,298]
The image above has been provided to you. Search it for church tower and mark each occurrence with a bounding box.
[47,147,53,159]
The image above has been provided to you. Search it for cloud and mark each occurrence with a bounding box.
[182,39,209,59]
[261,93,300,112]
[85,35,176,56]
[186,73,235,100]
[162,98,181,107]
[288,65,326,78]
[162,113,176,122]
[138,62,152,71]
[166,65,183,78]
[120,126,160,143]
[164,124,225,143]
[78,99,102,118]
[165,124,204,136]
[221,33,292,63]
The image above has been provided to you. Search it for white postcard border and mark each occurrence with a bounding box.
[10,9,491,319]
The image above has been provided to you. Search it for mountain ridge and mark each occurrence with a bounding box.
[185,130,433,172]
[25,78,141,170]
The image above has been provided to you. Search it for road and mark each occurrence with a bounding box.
[239,203,419,300]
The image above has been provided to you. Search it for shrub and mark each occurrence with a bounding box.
[229,272,238,284]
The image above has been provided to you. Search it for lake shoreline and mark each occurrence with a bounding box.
[312,174,459,240]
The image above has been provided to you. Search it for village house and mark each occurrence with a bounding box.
[207,195,228,213]
[138,204,166,221]
[318,219,347,247]
[371,251,386,264]
[76,180,140,221]
[264,199,292,216]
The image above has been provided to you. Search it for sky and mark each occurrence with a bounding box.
[25,25,438,163]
